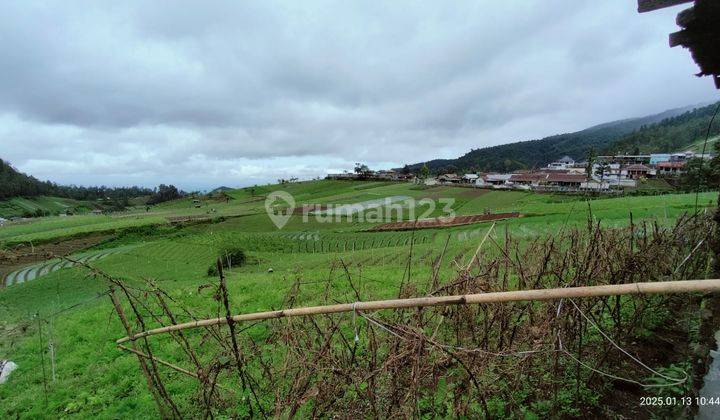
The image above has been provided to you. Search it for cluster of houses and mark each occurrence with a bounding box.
[326,169,414,182]
[425,151,710,193]
[327,150,710,193]
[426,168,602,192]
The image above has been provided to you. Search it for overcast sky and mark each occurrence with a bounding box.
[0,1,717,190]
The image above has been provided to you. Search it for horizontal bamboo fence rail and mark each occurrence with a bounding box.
[116,279,720,344]
[117,344,199,380]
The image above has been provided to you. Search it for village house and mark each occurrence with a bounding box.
[624,163,652,179]
[671,151,694,162]
[508,173,546,188]
[650,153,671,165]
[657,161,685,175]
[544,173,587,190]
[461,174,479,184]
[596,154,651,165]
[478,174,512,187]
[547,156,575,170]
[437,173,461,184]
[566,166,587,175]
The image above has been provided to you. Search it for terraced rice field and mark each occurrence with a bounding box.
[2,246,132,287]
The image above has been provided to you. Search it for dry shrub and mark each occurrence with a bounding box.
[109,213,715,418]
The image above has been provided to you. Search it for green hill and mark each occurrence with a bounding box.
[0,159,160,217]
[604,104,720,154]
[0,196,98,219]
[407,102,719,174]
[0,158,56,200]
[682,135,720,153]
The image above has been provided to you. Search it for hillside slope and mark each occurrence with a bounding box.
[0,158,153,202]
[0,158,55,200]
[407,102,719,174]
[603,104,720,154]
[0,196,98,219]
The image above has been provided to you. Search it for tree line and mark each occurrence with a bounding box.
[0,158,182,205]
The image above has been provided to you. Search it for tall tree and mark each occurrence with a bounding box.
[585,148,597,181]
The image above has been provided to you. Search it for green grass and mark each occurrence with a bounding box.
[631,178,676,192]
[0,214,168,246]
[0,180,717,417]
[681,135,720,153]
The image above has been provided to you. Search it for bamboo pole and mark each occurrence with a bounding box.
[116,344,238,395]
[109,288,168,417]
[117,279,720,344]
[117,344,199,380]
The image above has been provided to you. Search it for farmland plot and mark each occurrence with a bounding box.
[3,246,133,287]
[1,180,719,419]
[312,195,412,216]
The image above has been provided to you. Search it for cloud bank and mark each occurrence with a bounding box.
[0,1,716,189]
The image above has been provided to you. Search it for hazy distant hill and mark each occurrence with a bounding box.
[406,102,719,174]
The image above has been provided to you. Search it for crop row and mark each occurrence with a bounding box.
[179,230,438,254]
[3,246,129,287]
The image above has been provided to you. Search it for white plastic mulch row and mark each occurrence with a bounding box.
[0,360,18,384]
[2,248,122,287]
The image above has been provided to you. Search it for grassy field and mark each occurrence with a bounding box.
[0,180,716,417]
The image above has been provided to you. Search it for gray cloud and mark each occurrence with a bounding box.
[0,0,716,190]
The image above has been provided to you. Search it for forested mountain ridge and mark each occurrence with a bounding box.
[1,158,54,200]
[406,102,719,174]
[602,103,720,154]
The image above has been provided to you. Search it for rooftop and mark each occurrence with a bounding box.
[657,161,686,169]
[625,164,652,171]
[509,173,547,182]
[546,173,587,183]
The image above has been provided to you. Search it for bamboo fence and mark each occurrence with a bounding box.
[117,278,720,344]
